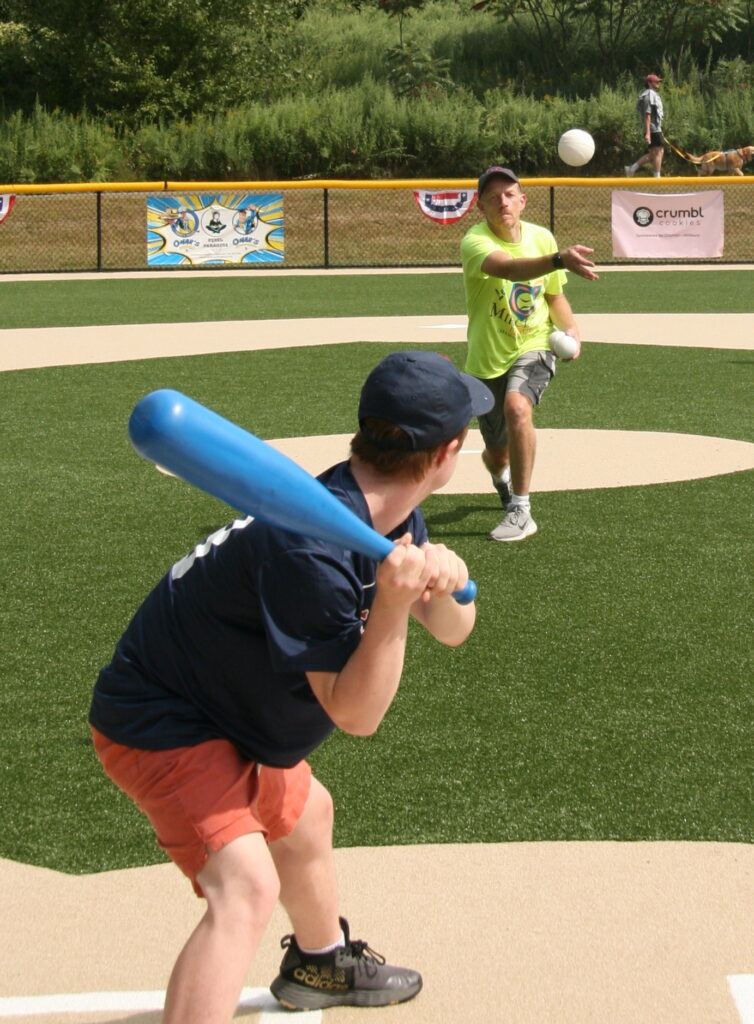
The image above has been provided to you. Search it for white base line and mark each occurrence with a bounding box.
[729,976,754,1024]
[421,323,466,329]
[0,987,321,1021]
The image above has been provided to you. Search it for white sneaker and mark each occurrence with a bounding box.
[624,165,635,177]
[489,505,538,542]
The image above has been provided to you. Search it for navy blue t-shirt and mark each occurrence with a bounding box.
[89,461,427,767]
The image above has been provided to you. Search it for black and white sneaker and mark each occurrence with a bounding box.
[269,917,422,1010]
[491,474,512,509]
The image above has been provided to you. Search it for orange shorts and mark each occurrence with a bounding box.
[91,727,311,896]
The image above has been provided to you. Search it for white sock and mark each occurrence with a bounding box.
[299,929,345,956]
[510,492,530,510]
[492,465,511,484]
[630,162,639,172]
[653,171,661,177]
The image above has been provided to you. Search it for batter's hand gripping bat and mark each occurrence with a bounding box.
[128,389,476,605]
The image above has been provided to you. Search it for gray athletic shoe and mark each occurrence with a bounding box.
[491,474,512,509]
[489,504,538,542]
[270,917,422,1011]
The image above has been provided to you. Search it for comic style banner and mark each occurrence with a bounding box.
[0,194,15,224]
[147,192,284,266]
[413,189,477,224]
[611,190,723,258]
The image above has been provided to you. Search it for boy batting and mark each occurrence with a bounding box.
[89,351,492,1022]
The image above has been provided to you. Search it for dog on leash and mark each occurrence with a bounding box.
[685,145,754,176]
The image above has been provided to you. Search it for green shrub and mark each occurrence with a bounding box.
[0,103,127,183]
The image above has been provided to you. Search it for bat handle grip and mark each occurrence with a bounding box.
[378,541,476,605]
[377,537,477,605]
[452,579,477,605]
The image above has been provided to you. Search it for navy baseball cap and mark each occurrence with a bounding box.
[477,166,520,194]
[358,351,493,450]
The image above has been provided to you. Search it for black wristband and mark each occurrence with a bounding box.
[551,251,564,270]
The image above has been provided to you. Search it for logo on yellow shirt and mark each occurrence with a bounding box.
[508,282,543,322]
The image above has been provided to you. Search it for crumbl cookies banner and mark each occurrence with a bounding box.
[147,192,284,266]
[611,190,723,258]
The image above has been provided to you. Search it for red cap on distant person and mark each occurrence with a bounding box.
[646,74,662,86]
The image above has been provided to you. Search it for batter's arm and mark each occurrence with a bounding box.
[305,538,436,735]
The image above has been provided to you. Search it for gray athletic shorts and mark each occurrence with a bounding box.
[475,349,556,450]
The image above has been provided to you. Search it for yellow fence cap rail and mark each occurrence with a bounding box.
[0,176,751,193]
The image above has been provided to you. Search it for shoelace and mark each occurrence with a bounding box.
[346,939,386,979]
[348,939,386,966]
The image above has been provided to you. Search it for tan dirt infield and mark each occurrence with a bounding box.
[2,310,753,1024]
[3,312,754,372]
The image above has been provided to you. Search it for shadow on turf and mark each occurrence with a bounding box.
[424,502,492,527]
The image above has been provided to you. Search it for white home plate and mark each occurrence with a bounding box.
[729,976,754,1024]
[0,987,321,1020]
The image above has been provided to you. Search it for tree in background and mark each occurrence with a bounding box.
[472,0,749,90]
[363,0,454,96]
[656,0,748,71]
[0,0,312,123]
[2,0,751,118]
[374,0,426,45]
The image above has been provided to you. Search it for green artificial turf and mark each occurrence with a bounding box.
[321,475,754,847]
[1,340,752,872]
[1,268,754,328]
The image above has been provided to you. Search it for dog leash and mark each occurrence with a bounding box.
[665,138,708,164]
[666,138,748,168]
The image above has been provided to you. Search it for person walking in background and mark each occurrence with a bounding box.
[89,350,491,1023]
[460,166,598,542]
[625,74,666,178]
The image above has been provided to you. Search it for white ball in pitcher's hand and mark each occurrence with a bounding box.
[549,330,579,360]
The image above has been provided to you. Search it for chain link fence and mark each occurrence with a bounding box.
[0,178,752,273]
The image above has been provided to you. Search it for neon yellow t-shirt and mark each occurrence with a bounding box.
[461,219,566,379]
